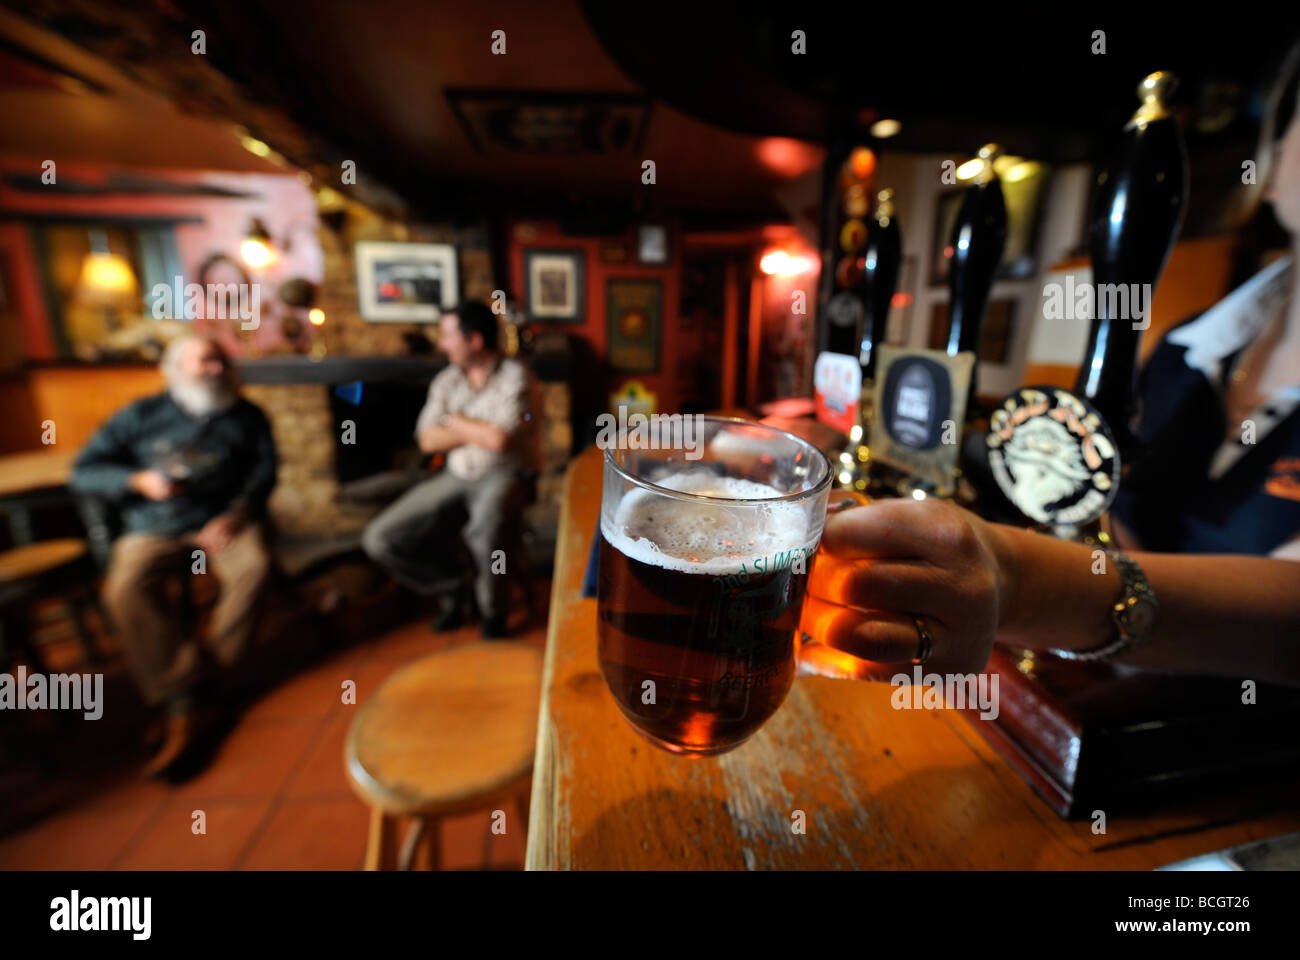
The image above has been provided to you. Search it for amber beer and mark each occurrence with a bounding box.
[597,418,831,756]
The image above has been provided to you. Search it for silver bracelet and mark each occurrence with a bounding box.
[1049,547,1159,662]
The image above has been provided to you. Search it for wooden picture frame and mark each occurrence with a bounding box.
[524,249,585,324]
[606,277,661,373]
[356,241,458,323]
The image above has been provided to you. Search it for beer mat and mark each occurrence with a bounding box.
[581,527,600,597]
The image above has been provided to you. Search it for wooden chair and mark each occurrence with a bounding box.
[0,538,104,671]
[344,642,543,870]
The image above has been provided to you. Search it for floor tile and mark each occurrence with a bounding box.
[115,797,271,869]
[166,718,319,802]
[237,796,372,869]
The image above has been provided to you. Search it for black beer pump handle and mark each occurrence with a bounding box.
[859,188,903,382]
[945,144,1009,369]
[1075,71,1188,440]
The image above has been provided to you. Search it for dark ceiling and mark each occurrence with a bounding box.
[10,1,1300,226]
[583,5,1300,155]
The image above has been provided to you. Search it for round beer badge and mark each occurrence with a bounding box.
[986,386,1121,526]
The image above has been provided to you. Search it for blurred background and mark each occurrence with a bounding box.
[0,1,1296,868]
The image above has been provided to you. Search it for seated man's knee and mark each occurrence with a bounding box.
[360,508,394,558]
[101,567,133,616]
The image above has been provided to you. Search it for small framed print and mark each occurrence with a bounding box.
[868,345,975,492]
[524,249,585,323]
[636,224,668,264]
[607,277,661,373]
[355,242,458,323]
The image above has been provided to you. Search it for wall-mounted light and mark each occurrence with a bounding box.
[759,249,814,276]
[75,228,138,331]
[240,218,275,269]
[870,119,902,139]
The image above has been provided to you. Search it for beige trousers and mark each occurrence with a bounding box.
[101,524,271,706]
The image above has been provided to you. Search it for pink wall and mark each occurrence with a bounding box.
[0,160,322,360]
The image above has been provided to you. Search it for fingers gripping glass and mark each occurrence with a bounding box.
[597,416,831,756]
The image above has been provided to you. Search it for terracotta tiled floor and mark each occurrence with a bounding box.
[0,598,547,871]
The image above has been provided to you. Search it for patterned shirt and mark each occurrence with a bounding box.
[414,357,530,480]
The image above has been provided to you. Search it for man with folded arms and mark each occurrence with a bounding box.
[362,301,531,638]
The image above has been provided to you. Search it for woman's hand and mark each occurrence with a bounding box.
[798,498,1019,679]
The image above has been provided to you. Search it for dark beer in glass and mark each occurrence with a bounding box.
[597,417,831,756]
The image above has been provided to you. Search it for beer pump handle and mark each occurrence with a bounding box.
[945,144,1008,405]
[859,188,903,384]
[1075,71,1188,447]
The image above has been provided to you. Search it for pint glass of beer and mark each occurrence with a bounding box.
[597,416,832,756]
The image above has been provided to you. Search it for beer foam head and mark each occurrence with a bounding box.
[603,471,818,575]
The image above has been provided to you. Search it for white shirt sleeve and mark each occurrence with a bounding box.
[478,361,529,435]
[1271,531,1300,562]
[414,372,448,440]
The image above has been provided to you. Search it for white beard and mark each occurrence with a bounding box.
[170,378,237,417]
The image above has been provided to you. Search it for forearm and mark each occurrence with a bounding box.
[70,462,135,497]
[416,424,465,454]
[451,415,508,452]
[992,525,1300,686]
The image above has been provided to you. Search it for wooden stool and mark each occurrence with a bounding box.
[0,538,103,670]
[344,641,543,870]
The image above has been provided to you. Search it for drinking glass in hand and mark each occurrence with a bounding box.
[597,417,831,756]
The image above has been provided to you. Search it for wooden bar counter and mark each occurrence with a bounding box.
[525,443,1300,869]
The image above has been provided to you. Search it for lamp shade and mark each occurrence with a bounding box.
[75,251,138,306]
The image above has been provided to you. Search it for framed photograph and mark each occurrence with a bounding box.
[524,249,585,323]
[356,242,458,323]
[926,298,1019,364]
[606,277,661,373]
[636,224,669,264]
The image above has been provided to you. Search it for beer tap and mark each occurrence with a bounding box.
[1075,71,1188,452]
[859,188,902,389]
[946,143,1008,409]
[982,74,1185,536]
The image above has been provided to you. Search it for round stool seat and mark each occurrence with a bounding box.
[0,538,88,584]
[345,642,543,818]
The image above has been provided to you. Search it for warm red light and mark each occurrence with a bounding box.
[848,147,876,180]
[891,292,913,308]
[757,137,822,178]
[760,250,790,275]
[760,250,815,276]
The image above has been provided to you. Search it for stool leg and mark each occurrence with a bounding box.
[364,807,397,870]
[397,816,425,871]
[423,815,441,870]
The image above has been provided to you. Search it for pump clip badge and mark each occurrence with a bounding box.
[986,386,1120,526]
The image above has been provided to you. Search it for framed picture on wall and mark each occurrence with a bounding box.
[926,299,1019,365]
[524,249,585,323]
[929,162,1051,288]
[356,241,458,322]
[607,277,661,373]
[636,224,669,264]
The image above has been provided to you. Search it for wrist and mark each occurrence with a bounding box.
[987,523,1027,636]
